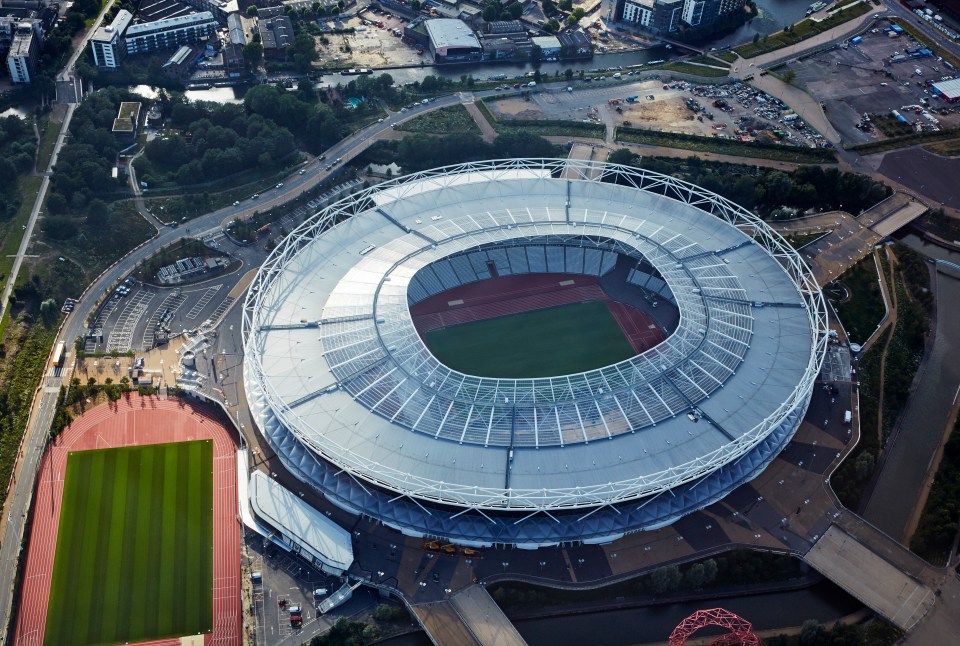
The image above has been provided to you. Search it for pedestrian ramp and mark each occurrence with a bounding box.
[803,525,936,631]
[412,585,527,646]
[561,144,607,180]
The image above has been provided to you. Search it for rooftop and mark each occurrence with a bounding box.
[249,471,354,573]
[92,9,133,43]
[112,102,141,132]
[125,10,216,36]
[423,18,481,50]
[933,77,960,98]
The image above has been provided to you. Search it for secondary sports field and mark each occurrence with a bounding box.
[44,440,213,646]
[424,300,634,378]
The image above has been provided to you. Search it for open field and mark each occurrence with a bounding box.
[424,300,633,378]
[396,104,480,135]
[45,440,213,646]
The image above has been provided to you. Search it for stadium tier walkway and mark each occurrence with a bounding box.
[13,396,241,646]
[412,585,527,646]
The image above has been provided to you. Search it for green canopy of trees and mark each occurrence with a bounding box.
[0,115,35,219]
[611,153,891,219]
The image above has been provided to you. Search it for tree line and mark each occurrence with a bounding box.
[0,115,36,220]
[607,150,892,220]
[362,131,563,173]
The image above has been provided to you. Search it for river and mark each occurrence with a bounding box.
[377,581,861,646]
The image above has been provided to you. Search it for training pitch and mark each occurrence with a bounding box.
[424,300,634,378]
[44,440,213,646]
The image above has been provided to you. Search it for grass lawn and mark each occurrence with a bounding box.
[732,2,872,59]
[0,175,41,286]
[396,104,480,135]
[45,440,213,646]
[423,300,634,378]
[832,255,885,344]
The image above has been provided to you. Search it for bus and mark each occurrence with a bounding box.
[52,342,65,368]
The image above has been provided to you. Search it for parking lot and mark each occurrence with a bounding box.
[87,235,266,356]
[245,533,377,645]
[488,77,829,147]
[785,19,960,144]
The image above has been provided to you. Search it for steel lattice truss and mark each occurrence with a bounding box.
[242,159,829,512]
[668,608,763,646]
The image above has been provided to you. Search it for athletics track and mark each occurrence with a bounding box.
[13,395,241,646]
[410,273,666,354]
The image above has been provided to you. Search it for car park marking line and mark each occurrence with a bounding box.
[106,292,155,353]
[141,292,187,351]
[186,285,223,320]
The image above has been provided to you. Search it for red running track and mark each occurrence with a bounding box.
[411,273,666,354]
[14,395,242,646]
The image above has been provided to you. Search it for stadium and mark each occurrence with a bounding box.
[242,159,828,547]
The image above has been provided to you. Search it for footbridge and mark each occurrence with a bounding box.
[802,515,943,632]
[411,585,527,646]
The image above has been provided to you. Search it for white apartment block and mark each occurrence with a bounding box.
[91,9,133,68]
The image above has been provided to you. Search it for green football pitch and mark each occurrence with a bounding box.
[424,300,634,378]
[45,441,213,646]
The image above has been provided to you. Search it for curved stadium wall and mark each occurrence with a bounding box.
[242,159,828,547]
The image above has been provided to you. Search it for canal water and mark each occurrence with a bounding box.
[378,580,861,646]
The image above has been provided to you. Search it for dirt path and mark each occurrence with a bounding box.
[875,246,899,445]
[462,101,498,142]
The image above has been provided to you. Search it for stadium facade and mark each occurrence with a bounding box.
[242,159,828,547]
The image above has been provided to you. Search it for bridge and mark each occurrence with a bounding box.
[412,585,528,646]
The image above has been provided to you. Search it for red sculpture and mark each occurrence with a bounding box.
[668,608,763,646]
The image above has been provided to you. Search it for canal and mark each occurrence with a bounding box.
[378,580,862,646]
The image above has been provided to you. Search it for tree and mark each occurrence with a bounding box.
[650,565,681,594]
[246,4,258,15]
[290,33,319,73]
[411,0,422,9]
[782,68,796,85]
[683,562,706,589]
[753,32,760,44]
[558,0,572,9]
[564,68,574,81]
[799,619,824,645]
[243,42,263,69]
[507,2,523,18]
[608,148,635,166]
[483,3,498,21]
[40,298,59,326]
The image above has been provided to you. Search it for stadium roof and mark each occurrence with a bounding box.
[244,160,826,512]
[424,18,481,51]
[249,471,354,573]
